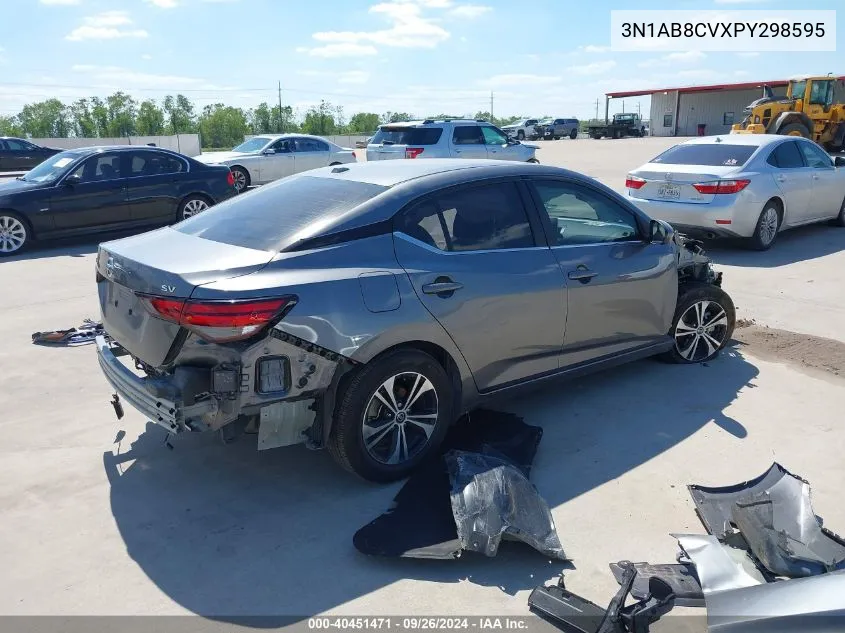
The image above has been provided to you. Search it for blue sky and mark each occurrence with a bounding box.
[0,0,841,122]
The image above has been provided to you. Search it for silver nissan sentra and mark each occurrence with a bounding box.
[625,134,845,251]
[95,159,735,482]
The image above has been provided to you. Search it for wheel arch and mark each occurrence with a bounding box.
[772,111,814,135]
[763,195,785,227]
[228,163,252,181]
[0,208,35,239]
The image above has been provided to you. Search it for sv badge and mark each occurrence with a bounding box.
[161,285,176,293]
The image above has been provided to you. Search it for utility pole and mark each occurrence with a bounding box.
[277,81,283,133]
[637,102,641,117]
[594,98,600,123]
[622,99,625,113]
[490,91,494,121]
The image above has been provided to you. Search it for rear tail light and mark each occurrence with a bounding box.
[142,295,296,343]
[226,170,235,187]
[625,175,646,190]
[405,147,424,159]
[692,179,751,195]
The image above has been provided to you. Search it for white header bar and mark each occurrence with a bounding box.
[610,10,836,52]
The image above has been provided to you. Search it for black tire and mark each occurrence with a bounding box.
[177,194,212,221]
[0,211,31,256]
[569,129,578,140]
[329,161,342,166]
[527,158,540,164]
[831,196,845,227]
[517,130,525,140]
[328,349,453,482]
[779,122,811,139]
[230,166,250,193]
[661,283,736,364]
[612,129,620,139]
[748,200,782,250]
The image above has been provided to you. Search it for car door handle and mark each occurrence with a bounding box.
[776,175,787,182]
[568,269,598,282]
[422,281,463,295]
[453,149,461,154]
[813,174,820,180]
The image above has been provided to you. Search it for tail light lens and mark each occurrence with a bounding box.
[142,296,296,343]
[226,170,235,187]
[625,175,646,190]
[693,179,751,195]
[405,147,424,159]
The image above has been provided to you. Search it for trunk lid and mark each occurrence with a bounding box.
[97,227,275,366]
[366,143,408,161]
[628,163,743,205]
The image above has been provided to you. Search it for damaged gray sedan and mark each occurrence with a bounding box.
[95,159,736,481]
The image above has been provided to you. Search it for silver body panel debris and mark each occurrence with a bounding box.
[674,534,766,594]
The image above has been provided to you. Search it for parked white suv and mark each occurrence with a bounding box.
[500,118,541,141]
[366,119,539,163]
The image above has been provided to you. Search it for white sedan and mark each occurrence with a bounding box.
[195,134,356,193]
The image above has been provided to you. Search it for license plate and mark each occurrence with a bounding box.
[658,184,681,199]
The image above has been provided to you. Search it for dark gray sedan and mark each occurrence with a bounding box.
[95,159,736,481]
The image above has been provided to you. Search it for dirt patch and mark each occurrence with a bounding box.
[732,325,845,380]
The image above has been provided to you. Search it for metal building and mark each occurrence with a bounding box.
[607,77,845,137]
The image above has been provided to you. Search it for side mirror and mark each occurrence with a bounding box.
[648,218,674,244]
[64,174,81,186]
[835,156,845,167]
[263,148,276,155]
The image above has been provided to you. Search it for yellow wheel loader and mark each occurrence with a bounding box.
[731,75,845,152]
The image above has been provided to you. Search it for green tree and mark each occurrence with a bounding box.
[250,102,273,134]
[382,111,415,124]
[104,92,137,137]
[69,99,97,137]
[90,97,109,136]
[198,103,249,148]
[301,100,337,135]
[163,94,196,134]
[136,100,165,135]
[347,112,381,134]
[0,115,23,137]
[17,99,70,137]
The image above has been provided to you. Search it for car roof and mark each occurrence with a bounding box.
[248,133,336,142]
[307,158,569,187]
[679,134,797,148]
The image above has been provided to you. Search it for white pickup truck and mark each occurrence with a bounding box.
[501,118,540,141]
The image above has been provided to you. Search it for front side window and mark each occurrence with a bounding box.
[69,153,122,183]
[452,125,484,145]
[396,182,535,252]
[232,137,271,153]
[530,180,640,246]
[808,80,834,106]
[767,141,805,169]
[790,80,807,100]
[270,138,292,153]
[481,126,508,146]
[798,141,833,169]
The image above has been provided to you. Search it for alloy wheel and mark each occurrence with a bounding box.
[758,207,779,246]
[182,198,209,219]
[361,372,439,466]
[232,170,247,192]
[0,216,27,254]
[673,300,730,362]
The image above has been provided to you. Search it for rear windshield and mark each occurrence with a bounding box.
[651,144,757,167]
[174,175,388,252]
[371,127,443,146]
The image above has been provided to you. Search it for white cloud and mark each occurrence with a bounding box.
[65,11,148,41]
[145,0,178,7]
[296,43,378,58]
[638,50,706,68]
[449,4,491,18]
[39,0,81,4]
[582,45,610,53]
[71,64,211,88]
[309,1,450,50]
[566,60,617,76]
[141,54,153,60]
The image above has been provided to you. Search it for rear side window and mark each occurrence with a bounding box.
[175,175,388,252]
[396,182,535,252]
[651,144,757,167]
[371,127,443,146]
[767,142,805,169]
[452,125,484,145]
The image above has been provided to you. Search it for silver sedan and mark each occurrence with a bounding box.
[624,134,845,250]
[195,134,356,193]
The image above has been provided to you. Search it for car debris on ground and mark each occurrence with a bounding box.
[528,463,845,632]
[31,319,104,346]
[354,409,567,561]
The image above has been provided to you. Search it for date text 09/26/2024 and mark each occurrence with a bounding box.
[308,618,529,630]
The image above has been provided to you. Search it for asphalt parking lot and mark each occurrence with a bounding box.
[1,138,844,627]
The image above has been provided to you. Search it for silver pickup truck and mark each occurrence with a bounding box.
[536,118,580,140]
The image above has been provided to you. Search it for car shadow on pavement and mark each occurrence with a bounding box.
[104,346,756,624]
[702,224,845,268]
